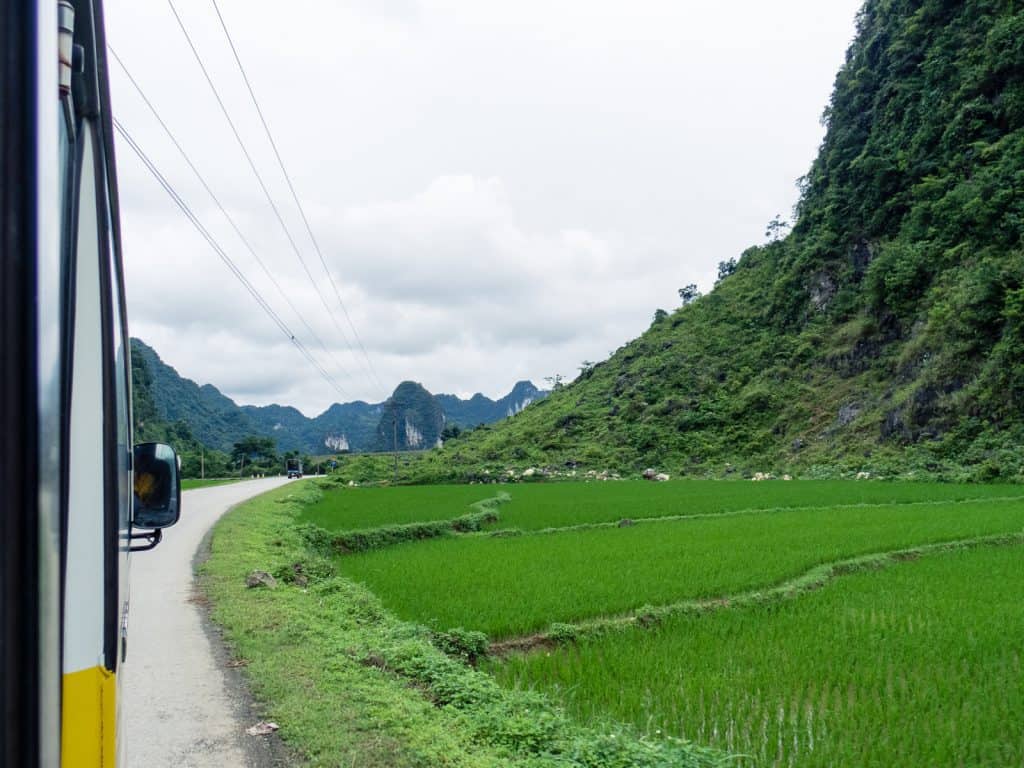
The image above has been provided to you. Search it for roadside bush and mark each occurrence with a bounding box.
[432,627,490,664]
[548,623,580,644]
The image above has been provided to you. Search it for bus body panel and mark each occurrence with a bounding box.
[5,2,172,764]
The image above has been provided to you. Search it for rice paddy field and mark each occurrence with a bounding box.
[299,483,495,530]
[308,479,1024,766]
[490,546,1024,767]
[335,496,1024,637]
[302,478,1021,532]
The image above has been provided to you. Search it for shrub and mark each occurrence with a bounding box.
[432,627,490,664]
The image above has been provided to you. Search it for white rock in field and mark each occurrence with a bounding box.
[856,471,871,480]
[783,474,792,481]
[523,467,537,477]
[655,473,670,482]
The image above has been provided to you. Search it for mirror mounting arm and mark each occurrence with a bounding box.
[128,528,163,553]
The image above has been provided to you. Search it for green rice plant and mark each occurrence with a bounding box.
[336,497,1024,637]
[298,484,497,531]
[497,480,1024,531]
[305,479,1024,534]
[489,545,1024,767]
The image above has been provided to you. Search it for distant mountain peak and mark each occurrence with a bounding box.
[130,337,546,454]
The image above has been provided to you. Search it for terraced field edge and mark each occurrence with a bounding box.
[300,488,510,554]
[490,532,1024,656]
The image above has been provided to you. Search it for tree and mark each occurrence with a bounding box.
[231,435,278,471]
[652,308,669,324]
[765,214,790,242]
[441,424,463,442]
[544,374,565,391]
[678,284,701,306]
[717,258,738,282]
[578,360,596,376]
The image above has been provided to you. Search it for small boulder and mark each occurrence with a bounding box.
[654,473,670,482]
[837,402,861,427]
[246,721,279,736]
[618,519,635,528]
[245,570,278,589]
[642,468,657,480]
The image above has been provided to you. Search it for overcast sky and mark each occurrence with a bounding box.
[105,0,862,416]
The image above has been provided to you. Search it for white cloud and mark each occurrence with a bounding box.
[126,173,662,413]
[106,0,862,415]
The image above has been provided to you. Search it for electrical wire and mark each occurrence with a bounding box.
[210,0,388,396]
[165,0,379,393]
[113,116,349,399]
[108,45,353,388]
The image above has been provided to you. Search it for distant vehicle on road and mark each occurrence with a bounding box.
[286,458,304,479]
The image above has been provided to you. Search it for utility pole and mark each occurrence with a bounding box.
[393,414,399,485]
[201,448,205,480]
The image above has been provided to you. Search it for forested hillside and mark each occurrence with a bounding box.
[408,0,1024,482]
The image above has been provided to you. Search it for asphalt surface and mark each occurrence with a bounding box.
[122,477,293,768]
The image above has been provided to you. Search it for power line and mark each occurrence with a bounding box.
[210,0,388,396]
[165,0,383,396]
[113,117,349,399]
[108,45,353,387]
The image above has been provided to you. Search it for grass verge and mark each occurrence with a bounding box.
[200,482,728,768]
[182,477,243,490]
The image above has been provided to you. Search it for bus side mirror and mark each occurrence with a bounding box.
[133,442,181,529]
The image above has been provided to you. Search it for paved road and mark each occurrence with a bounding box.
[123,477,292,768]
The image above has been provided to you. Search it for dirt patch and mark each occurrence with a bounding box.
[489,633,560,657]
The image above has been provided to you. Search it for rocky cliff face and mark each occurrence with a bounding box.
[436,380,546,427]
[375,381,446,451]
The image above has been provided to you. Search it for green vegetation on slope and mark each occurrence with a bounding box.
[335,495,1024,637]
[346,0,1024,483]
[492,544,1024,767]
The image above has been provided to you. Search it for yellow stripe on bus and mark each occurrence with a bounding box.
[62,665,115,767]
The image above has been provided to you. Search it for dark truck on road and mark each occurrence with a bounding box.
[286,459,303,479]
